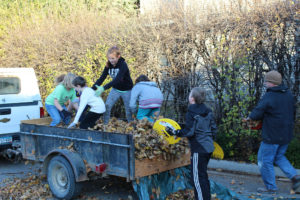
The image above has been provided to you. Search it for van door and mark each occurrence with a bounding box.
[0,68,43,135]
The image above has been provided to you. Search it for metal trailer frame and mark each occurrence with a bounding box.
[20,122,135,181]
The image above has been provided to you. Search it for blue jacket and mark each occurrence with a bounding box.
[249,84,295,145]
[177,103,217,154]
[129,82,163,112]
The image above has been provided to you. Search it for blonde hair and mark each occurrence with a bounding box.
[190,87,206,104]
[107,46,121,57]
[62,73,76,89]
[55,74,66,85]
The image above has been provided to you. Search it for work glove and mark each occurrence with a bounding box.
[67,122,76,129]
[61,109,72,118]
[95,85,104,96]
[166,127,177,136]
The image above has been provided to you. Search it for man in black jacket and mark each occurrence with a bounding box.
[248,70,300,193]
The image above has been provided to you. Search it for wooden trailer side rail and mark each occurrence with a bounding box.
[135,153,191,178]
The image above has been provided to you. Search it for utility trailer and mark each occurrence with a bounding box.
[20,118,190,200]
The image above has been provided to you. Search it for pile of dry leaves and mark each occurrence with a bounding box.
[166,189,219,200]
[0,175,51,200]
[92,117,190,160]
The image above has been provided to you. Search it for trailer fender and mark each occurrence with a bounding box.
[43,149,88,182]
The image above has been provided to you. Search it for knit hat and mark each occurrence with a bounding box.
[265,70,282,85]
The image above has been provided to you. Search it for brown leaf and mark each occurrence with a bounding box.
[290,189,295,194]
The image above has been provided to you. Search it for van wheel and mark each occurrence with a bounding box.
[47,156,82,200]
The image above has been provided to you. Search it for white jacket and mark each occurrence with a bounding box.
[73,87,105,124]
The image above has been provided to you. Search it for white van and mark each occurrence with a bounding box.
[0,68,43,160]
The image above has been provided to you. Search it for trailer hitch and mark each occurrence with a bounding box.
[1,149,23,163]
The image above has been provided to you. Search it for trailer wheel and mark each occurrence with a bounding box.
[47,156,82,200]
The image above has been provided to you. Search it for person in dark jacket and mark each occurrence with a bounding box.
[167,87,217,200]
[92,46,133,124]
[247,70,300,193]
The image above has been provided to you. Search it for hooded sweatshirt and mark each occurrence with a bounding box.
[177,103,217,154]
[129,81,163,112]
[92,57,133,91]
[249,84,295,144]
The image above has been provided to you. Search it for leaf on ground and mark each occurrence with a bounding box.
[290,189,295,194]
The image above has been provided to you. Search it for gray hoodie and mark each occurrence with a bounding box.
[130,81,163,112]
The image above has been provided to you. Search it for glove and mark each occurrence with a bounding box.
[95,85,104,96]
[166,127,176,136]
[68,122,76,129]
[61,109,72,118]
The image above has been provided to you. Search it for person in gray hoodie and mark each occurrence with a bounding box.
[130,75,163,122]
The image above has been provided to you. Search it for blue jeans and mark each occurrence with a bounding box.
[136,108,160,122]
[257,142,297,190]
[45,104,71,126]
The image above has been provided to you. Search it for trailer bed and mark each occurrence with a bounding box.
[20,118,190,180]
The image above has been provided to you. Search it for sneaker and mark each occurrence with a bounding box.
[257,187,277,194]
[292,175,300,193]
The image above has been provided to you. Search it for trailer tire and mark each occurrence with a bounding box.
[47,156,82,200]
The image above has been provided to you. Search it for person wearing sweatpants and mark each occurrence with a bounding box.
[191,152,211,200]
[166,87,217,200]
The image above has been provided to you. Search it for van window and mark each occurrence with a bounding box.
[0,77,20,95]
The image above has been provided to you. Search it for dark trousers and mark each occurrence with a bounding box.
[191,152,211,200]
[79,111,101,129]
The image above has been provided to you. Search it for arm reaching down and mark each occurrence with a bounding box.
[129,85,140,113]
[72,90,89,124]
[249,94,269,120]
[92,67,109,90]
[54,99,63,111]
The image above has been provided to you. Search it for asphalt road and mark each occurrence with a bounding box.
[1,157,300,200]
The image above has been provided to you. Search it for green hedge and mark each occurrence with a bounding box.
[286,137,300,169]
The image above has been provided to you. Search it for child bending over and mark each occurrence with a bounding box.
[130,75,163,122]
[45,73,76,126]
[68,76,105,129]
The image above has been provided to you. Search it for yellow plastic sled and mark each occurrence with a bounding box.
[153,118,224,159]
[153,118,182,144]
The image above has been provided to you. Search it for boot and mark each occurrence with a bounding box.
[292,175,300,192]
[257,187,276,194]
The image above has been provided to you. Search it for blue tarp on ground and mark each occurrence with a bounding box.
[132,166,300,200]
[132,166,247,200]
